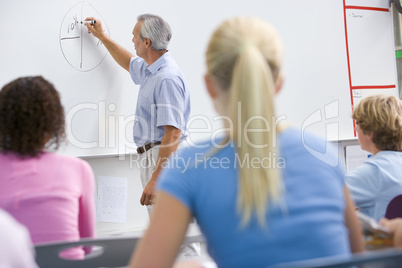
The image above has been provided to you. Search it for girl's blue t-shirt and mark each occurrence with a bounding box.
[158,128,350,268]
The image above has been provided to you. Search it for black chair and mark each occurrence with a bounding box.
[35,236,138,268]
[35,233,205,268]
[385,194,402,220]
[269,248,402,268]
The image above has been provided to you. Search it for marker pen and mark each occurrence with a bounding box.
[81,20,96,25]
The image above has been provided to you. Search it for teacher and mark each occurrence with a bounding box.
[86,14,190,206]
[85,13,196,257]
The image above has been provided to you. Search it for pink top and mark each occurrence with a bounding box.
[0,152,95,259]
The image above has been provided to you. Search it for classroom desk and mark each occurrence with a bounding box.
[98,222,205,245]
[96,224,216,268]
[364,234,393,250]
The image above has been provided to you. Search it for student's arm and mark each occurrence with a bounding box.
[140,125,182,206]
[85,17,133,71]
[130,191,191,268]
[380,218,402,247]
[343,186,365,253]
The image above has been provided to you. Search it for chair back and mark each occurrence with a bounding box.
[35,236,138,268]
[386,194,402,219]
[269,248,402,268]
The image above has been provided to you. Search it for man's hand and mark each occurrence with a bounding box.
[84,17,106,40]
[83,16,132,71]
[140,179,157,206]
[139,126,182,207]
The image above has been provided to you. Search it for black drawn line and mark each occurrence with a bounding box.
[61,36,80,40]
[80,2,83,68]
[60,2,109,72]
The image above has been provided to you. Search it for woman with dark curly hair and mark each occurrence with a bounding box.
[346,95,402,221]
[0,76,95,259]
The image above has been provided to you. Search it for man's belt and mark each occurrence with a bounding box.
[136,142,162,154]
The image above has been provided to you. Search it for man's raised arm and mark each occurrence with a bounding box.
[85,17,133,71]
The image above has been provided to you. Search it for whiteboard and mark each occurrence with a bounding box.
[0,0,398,157]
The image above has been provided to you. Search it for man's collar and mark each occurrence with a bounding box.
[147,51,170,74]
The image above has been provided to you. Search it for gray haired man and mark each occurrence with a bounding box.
[86,14,199,258]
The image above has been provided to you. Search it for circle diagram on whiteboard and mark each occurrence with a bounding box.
[59,1,110,72]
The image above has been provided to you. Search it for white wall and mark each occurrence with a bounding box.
[1,0,397,159]
[83,155,149,236]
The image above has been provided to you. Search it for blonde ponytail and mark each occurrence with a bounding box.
[231,45,281,227]
[206,17,284,227]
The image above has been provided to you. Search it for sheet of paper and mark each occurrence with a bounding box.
[345,145,371,174]
[97,176,128,223]
[346,6,396,87]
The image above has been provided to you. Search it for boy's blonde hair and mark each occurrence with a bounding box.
[353,95,402,152]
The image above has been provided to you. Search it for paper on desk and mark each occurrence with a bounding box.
[345,145,371,174]
[97,176,128,223]
[357,211,391,238]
